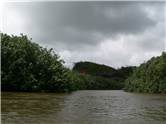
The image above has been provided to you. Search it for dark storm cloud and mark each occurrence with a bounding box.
[2,1,165,67]
[5,2,158,47]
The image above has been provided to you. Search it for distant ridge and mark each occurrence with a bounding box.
[73,61,135,83]
[73,61,116,76]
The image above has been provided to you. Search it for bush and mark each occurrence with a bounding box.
[1,33,73,92]
[125,52,166,93]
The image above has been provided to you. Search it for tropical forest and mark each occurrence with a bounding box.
[1,33,166,93]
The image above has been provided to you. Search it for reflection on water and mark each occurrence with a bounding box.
[2,90,166,124]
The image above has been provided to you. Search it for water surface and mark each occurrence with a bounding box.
[2,90,166,124]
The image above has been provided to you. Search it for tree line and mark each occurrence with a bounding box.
[1,33,166,93]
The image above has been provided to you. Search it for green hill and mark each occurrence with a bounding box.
[125,52,166,93]
[73,61,116,76]
[73,61,135,89]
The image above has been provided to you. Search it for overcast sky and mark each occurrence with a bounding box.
[1,1,166,68]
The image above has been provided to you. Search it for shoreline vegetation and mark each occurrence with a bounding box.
[125,52,166,93]
[1,33,166,93]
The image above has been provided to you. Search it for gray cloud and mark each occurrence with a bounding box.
[2,1,166,68]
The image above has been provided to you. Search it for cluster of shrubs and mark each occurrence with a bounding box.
[1,33,73,92]
[125,52,166,93]
[70,72,124,90]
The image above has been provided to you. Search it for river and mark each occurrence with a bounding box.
[2,90,166,124]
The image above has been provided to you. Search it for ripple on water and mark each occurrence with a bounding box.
[2,90,166,124]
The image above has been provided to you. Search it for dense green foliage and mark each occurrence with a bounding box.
[125,52,166,93]
[1,33,128,92]
[70,72,124,90]
[73,62,135,90]
[1,33,74,92]
[2,33,165,93]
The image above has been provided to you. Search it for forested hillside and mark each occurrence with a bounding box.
[73,61,116,76]
[73,62,135,89]
[125,52,166,93]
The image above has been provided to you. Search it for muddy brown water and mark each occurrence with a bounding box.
[2,90,166,124]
